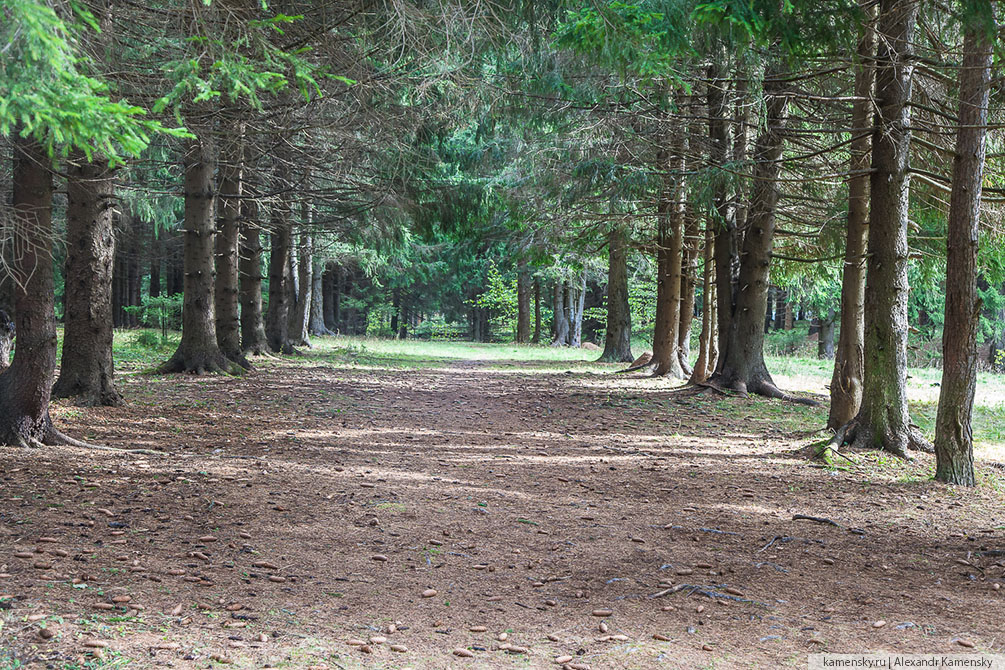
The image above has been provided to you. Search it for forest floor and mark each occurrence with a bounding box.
[2,336,1005,670]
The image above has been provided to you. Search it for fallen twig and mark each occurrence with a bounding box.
[793,514,841,527]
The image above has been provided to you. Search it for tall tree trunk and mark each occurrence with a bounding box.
[0,309,12,370]
[679,204,698,374]
[690,219,716,384]
[652,107,685,378]
[934,16,992,486]
[774,289,786,330]
[214,124,249,368]
[391,287,400,336]
[288,223,312,347]
[551,280,570,346]
[570,275,585,347]
[266,218,295,354]
[52,155,123,406]
[818,309,836,360]
[710,60,793,400]
[847,0,927,456]
[599,227,633,362]
[398,297,409,339]
[309,262,331,336]
[827,4,874,426]
[323,266,337,332]
[516,260,531,343]
[532,277,542,344]
[0,137,77,446]
[708,63,737,370]
[160,136,243,374]
[239,198,269,355]
[335,265,344,332]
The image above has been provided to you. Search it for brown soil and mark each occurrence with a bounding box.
[1,355,1003,669]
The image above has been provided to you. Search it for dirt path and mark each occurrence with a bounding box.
[1,354,1003,669]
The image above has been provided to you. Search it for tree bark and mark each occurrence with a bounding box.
[679,203,698,374]
[848,0,927,456]
[159,136,243,375]
[52,155,123,406]
[532,277,542,343]
[818,309,836,360]
[551,280,570,346]
[934,15,992,486]
[709,62,736,369]
[516,260,531,343]
[288,226,312,347]
[709,60,792,399]
[214,124,249,368]
[689,218,716,384]
[598,227,633,362]
[309,262,332,336]
[0,136,69,446]
[570,275,585,347]
[652,104,685,378]
[266,217,295,354]
[322,265,337,332]
[239,198,269,355]
[334,265,344,332]
[0,309,12,370]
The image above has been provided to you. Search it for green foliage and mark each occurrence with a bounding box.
[148,5,350,123]
[692,0,861,56]
[0,0,188,162]
[555,1,695,83]
[123,294,183,341]
[474,261,519,339]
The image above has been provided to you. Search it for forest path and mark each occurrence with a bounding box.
[2,352,1004,669]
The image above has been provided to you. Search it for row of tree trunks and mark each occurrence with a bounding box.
[709,58,790,399]
[111,214,142,328]
[239,198,270,356]
[551,276,585,347]
[215,123,250,369]
[833,0,928,458]
[266,182,296,354]
[159,135,244,375]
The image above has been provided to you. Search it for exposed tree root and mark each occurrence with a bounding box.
[43,426,166,456]
[749,380,820,406]
[615,362,655,375]
[677,353,693,378]
[693,377,820,407]
[817,419,931,461]
[157,352,247,376]
[793,514,841,527]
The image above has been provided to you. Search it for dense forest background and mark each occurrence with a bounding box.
[2,0,1005,484]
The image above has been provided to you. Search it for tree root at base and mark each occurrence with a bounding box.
[42,426,167,456]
